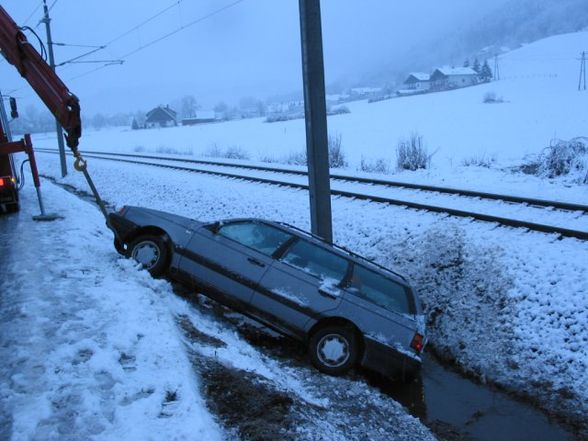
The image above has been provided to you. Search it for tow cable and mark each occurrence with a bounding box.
[72,152,109,221]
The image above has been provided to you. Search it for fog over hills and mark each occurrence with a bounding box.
[357,0,588,88]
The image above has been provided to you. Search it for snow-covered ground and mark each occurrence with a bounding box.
[32,150,588,436]
[0,181,436,440]
[0,184,223,441]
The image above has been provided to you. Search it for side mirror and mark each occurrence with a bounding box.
[9,97,18,119]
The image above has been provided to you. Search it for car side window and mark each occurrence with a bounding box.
[348,265,414,315]
[218,222,293,256]
[282,239,348,283]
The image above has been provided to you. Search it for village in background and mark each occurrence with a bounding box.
[10,57,496,134]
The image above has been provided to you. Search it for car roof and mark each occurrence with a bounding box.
[219,217,409,285]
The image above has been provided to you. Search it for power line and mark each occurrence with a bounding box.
[22,1,43,26]
[48,0,59,12]
[68,0,245,82]
[121,0,244,59]
[105,0,185,47]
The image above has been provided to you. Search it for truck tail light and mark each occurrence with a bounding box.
[410,333,425,353]
[0,178,4,187]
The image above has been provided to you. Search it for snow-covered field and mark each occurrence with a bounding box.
[34,32,588,181]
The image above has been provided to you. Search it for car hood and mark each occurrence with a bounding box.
[125,206,202,229]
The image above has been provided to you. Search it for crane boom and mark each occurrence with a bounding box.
[0,5,81,153]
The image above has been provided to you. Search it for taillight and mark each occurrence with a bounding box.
[0,177,16,187]
[410,333,425,353]
[117,206,128,215]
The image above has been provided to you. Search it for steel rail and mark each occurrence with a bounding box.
[36,149,588,240]
[34,147,588,213]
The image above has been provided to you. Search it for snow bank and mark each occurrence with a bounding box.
[0,184,222,441]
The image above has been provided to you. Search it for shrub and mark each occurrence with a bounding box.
[204,143,223,158]
[328,133,347,168]
[224,146,250,160]
[522,138,588,183]
[328,105,351,115]
[396,133,431,171]
[461,153,496,168]
[483,92,504,104]
[258,154,280,164]
[286,150,307,166]
[133,145,146,152]
[155,145,193,155]
[358,157,391,174]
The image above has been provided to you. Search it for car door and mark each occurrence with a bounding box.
[251,238,350,337]
[180,220,293,310]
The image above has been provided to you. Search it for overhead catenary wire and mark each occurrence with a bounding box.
[68,0,245,81]
[22,1,43,26]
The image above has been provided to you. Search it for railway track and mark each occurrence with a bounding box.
[35,148,588,240]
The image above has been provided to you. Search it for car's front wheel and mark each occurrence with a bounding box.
[309,326,358,376]
[129,234,170,277]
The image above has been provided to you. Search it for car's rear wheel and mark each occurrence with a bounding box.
[309,326,358,376]
[129,234,170,277]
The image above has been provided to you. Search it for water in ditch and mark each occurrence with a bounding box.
[369,354,578,441]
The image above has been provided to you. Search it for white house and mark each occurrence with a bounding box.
[430,67,479,90]
[403,73,431,91]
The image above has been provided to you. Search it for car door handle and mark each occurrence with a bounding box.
[247,257,266,268]
[318,287,338,299]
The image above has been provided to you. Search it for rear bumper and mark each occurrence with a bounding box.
[0,185,18,204]
[361,336,422,380]
[107,212,138,242]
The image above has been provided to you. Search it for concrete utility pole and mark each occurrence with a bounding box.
[579,51,586,91]
[494,55,500,81]
[41,0,67,177]
[298,0,333,243]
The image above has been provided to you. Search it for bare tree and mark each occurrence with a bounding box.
[181,95,200,118]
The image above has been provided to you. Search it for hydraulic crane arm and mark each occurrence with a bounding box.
[0,5,81,154]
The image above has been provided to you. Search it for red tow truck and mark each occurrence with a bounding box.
[0,4,82,216]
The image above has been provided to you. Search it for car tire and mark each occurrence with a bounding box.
[308,325,358,376]
[114,238,126,256]
[129,234,170,277]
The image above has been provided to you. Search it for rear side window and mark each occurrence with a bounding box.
[282,240,348,283]
[218,222,293,256]
[348,265,415,315]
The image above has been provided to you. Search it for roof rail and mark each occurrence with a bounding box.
[274,221,407,281]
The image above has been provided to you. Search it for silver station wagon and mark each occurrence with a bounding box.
[109,206,427,379]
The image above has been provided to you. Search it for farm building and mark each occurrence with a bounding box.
[404,73,431,91]
[182,110,217,126]
[430,67,479,90]
[145,105,177,128]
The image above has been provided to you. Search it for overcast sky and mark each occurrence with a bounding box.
[1,0,509,114]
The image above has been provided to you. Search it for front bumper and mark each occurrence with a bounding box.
[361,337,422,380]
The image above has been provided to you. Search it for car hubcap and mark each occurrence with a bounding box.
[317,334,350,368]
[132,241,160,269]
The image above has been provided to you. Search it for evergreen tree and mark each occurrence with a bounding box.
[463,58,470,68]
[131,118,139,130]
[480,60,493,82]
[473,58,481,73]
